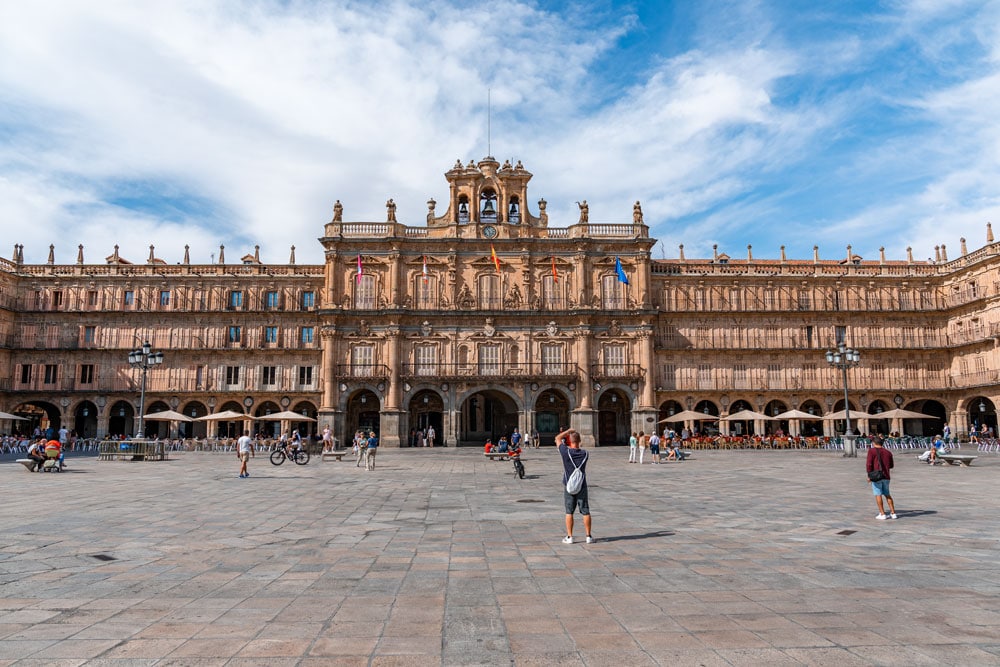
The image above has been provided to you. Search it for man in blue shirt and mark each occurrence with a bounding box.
[365,431,378,470]
[556,427,593,544]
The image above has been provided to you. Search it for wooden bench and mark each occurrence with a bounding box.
[322,451,347,462]
[939,454,977,467]
[16,459,38,472]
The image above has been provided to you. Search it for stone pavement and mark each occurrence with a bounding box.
[2,446,1000,666]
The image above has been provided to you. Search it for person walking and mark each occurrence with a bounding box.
[556,427,593,544]
[236,431,254,478]
[426,424,436,448]
[866,436,897,520]
[354,431,367,467]
[365,431,379,470]
[628,431,638,463]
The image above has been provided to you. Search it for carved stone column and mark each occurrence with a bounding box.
[388,252,401,307]
[320,326,336,411]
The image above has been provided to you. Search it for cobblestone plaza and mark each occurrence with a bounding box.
[2,447,999,665]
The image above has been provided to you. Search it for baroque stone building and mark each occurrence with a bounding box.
[1,158,997,446]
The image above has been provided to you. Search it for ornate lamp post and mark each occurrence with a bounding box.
[128,341,163,438]
[825,342,861,457]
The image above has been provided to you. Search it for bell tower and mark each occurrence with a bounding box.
[430,157,540,232]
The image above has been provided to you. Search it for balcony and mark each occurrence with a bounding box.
[330,364,391,380]
[590,364,645,383]
[400,362,579,381]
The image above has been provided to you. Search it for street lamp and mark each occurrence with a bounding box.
[825,341,861,457]
[129,341,164,438]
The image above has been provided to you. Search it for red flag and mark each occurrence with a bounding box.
[356,254,363,283]
[551,256,558,283]
[491,245,501,272]
[422,255,429,283]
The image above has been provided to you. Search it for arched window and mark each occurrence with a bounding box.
[480,189,498,222]
[604,345,626,376]
[414,275,437,309]
[458,195,470,224]
[415,345,437,376]
[542,275,562,309]
[542,344,563,375]
[479,344,501,375]
[352,345,374,377]
[508,196,520,224]
[355,275,376,309]
[478,274,500,309]
[601,275,624,310]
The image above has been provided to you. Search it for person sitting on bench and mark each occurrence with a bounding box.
[26,438,47,471]
[919,435,947,464]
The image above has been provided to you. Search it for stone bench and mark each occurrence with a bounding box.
[16,459,39,472]
[322,451,347,462]
[485,451,511,461]
[939,454,977,467]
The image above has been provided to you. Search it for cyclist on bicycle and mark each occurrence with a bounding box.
[283,429,302,459]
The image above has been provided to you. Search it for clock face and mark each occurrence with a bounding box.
[483,225,497,239]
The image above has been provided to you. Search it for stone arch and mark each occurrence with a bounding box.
[966,396,996,436]
[73,400,99,439]
[534,388,571,446]
[108,400,136,437]
[407,390,443,447]
[182,401,209,439]
[345,389,381,440]
[11,400,61,438]
[291,401,318,439]
[596,388,631,446]
[459,387,520,446]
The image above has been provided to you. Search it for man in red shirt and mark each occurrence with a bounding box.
[866,436,897,520]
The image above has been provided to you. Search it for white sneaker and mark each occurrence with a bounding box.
[585,536,594,544]
[890,513,898,519]
[562,536,573,544]
[876,514,887,520]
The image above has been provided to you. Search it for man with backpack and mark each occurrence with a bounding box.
[556,427,593,544]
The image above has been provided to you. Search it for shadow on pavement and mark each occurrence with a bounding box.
[598,530,675,542]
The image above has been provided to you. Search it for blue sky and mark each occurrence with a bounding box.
[1,0,998,264]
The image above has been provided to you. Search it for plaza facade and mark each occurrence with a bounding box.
[1,157,998,446]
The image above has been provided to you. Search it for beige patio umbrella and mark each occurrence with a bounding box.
[0,411,28,420]
[142,409,194,422]
[772,409,821,420]
[870,408,936,420]
[719,409,774,421]
[822,409,876,421]
[195,410,255,421]
[659,410,719,423]
[256,410,317,422]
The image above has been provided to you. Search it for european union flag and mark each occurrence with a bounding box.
[615,257,630,285]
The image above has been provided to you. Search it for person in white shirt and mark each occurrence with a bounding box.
[236,431,254,478]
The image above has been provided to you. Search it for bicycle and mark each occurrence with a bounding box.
[510,449,525,479]
[270,444,310,466]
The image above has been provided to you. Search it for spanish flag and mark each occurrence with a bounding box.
[422,255,429,283]
[491,244,501,273]
[356,253,363,283]
[551,256,558,283]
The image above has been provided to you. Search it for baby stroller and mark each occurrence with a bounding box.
[41,441,64,472]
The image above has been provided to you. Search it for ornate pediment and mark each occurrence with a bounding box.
[595,319,635,339]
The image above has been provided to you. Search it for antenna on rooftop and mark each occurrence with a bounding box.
[487,87,491,156]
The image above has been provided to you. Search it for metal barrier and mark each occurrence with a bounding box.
[97,440,167,461]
